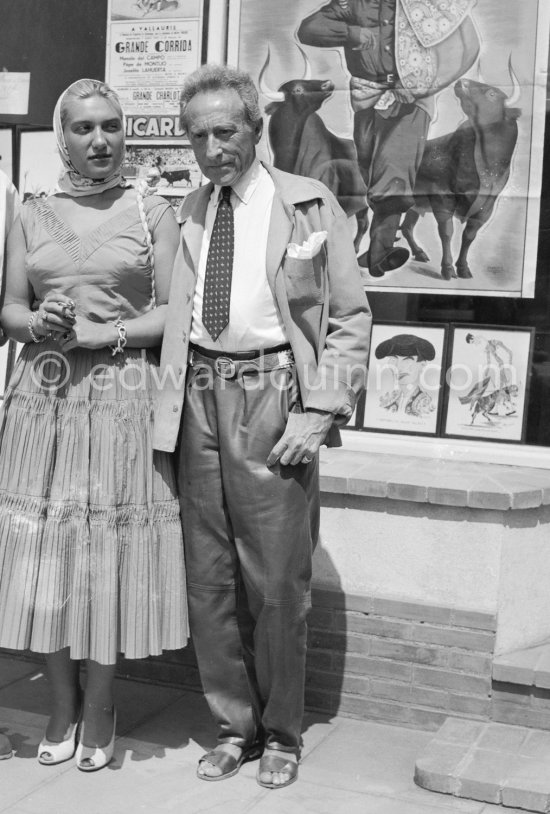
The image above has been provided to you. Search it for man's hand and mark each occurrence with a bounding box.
[266,410,334,467]
[352,27,377,50]
[350,77,386,111]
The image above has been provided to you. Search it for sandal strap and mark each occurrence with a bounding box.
[199,749,238,774]
[199,742,262,774]
[259,753,297,774]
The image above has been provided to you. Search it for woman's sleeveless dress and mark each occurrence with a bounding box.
[0,194,188,665]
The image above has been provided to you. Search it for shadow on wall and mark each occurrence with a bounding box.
[304,540,348,722]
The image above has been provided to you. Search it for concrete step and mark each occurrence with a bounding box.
[493,641,550,689]
[415,717,550,812]
[491,641,550,731]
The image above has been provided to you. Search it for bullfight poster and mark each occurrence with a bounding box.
[106,0,204,198]
[228,0,549,298]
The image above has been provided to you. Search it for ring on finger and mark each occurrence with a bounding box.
[303,456,313,464]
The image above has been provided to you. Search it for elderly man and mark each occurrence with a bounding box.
[154,64,371,789]
[298,0,479,277]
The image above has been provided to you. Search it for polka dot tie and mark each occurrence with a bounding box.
[203,186,234,341]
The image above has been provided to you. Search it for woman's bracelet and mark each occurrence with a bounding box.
[28,312,46,343]
[111,318,127,356]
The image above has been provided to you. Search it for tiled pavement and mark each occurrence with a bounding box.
[0,654,525,814]
[416,717,550,813]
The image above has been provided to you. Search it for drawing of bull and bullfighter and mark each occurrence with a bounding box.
[458,333,519,425]
[252,0,530,291]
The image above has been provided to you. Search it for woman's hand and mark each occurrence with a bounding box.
[58,317,118,351]
[36,295,77,338]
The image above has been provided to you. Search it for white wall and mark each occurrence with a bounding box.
[314,498,550,656]
[315,499,502,613]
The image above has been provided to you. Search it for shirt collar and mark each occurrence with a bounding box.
[213,158,263,206]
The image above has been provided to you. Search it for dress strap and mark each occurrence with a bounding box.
[135,190,156,308]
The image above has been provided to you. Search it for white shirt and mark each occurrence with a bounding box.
[190,159,287,351]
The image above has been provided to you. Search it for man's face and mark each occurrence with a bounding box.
[388,354,424,388]
[184,88,263,187]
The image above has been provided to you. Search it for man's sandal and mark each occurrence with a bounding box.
[256,752,298,789]
[197,742,262,781]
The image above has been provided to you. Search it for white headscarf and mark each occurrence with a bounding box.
[53,79,128,197]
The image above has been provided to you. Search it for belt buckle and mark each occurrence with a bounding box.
[277,349,294,367]
[214,356,236,378]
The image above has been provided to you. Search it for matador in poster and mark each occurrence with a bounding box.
[298,0,479,277]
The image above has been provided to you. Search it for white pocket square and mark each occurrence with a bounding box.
[286,231,327,259]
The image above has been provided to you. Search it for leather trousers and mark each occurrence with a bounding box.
[177,361,319,754]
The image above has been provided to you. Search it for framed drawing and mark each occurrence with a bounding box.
[17,128,60,201]
[442,325,534,442]
[0,127,14,181]
[362,322,447,436]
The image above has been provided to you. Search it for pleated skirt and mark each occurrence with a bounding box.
[0,340,188,665]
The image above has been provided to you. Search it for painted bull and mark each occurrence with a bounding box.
[460,384,519,425]
[153,157,192,187]
[401,65,521,281]
[260,55,369,253]
[159,168,191,186]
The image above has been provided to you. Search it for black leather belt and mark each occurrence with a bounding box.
[188,343,294,379]
[189,342,291,361]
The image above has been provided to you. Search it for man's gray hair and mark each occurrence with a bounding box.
[179,64,262,130]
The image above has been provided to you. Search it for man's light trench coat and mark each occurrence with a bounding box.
[153,164,372,452]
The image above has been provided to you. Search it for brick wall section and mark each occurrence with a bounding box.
[306,588,496,731]
[116,587,497,731]
[3,588,496,731]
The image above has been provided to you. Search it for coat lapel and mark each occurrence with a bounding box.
[264,162,320,294]
[265,192,293,296]
[177,183,212,274]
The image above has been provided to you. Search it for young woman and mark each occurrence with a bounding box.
[0,79,187,771]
